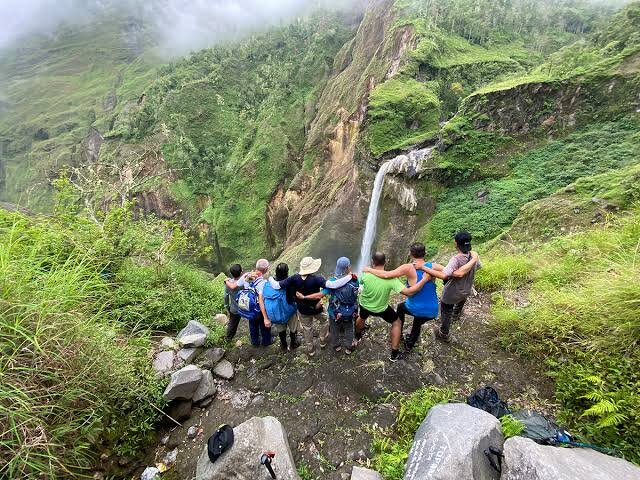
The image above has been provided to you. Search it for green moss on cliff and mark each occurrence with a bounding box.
[366,78,440,157]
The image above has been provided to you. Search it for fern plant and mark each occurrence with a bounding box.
[500,414,525,439]
[580,376,628,428]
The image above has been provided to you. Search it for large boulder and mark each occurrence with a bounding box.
[180,333,207,348]
[502,436,640,480]
[178,347,201,364]
[193,370,217,403]
[195,416,300,480]
[178,320,210,340]
[352,466,383,480]
[198,347,226,369]
[164,365,203,401]
[404,403,503,480]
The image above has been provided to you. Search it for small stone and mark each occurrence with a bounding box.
[99,453,109,461]
[166,433,181,450]
[187,426,198,439]
[163,448,178,466]
[152,350,175,377]
[177,348,200,365]
[214,313,228,325]
[177,320,209,340]
[427,371,444,386]
[235,340,243,348]
[160,337,177,349]
[93,472,105,480]
[179,333,207,348]
[213,360,235,380]
[140,466,160,480]
[199,396,214,408]
[117,457,131,466]
[351,466,383,480]
[251,395,266,407]
[198,347,226,369]
[160,434,170,446]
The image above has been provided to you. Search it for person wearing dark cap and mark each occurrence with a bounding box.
[420,232,480,343]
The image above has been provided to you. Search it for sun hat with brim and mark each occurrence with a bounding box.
[299,256,322,275]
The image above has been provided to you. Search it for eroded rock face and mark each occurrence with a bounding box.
[163,365,203,401]
[404,403,503,480]
[195,416,300,480]
[502,436,640,480]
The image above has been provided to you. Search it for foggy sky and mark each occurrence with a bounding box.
[0,0,359,55]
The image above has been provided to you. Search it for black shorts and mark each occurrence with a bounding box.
[358,305,398,324]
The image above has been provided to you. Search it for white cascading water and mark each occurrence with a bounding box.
[356,147,434,272]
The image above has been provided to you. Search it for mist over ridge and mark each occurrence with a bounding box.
[0,0,363,56]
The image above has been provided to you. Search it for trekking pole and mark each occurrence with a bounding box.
[260,452,276,479]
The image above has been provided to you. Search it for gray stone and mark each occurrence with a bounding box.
[160,434,170,446]
[351,466,383,480]
[163,448,178,466]
[214,313,228,325]
[187,426,198,439]
[195,416,300,480]
[502,436,640,480]
[152,350,175,377]
[140,467,160,480]
[166,433,182,449]
[161,337,177,349]
[163,365,203,401]
[199,396,214,408]
[179,333,207,348]
[404,403,503,480]
[193,371,217,403]
[177,348,201,364]
[198,347,226,369]
[213,359,234,380]
[178,320,209,340]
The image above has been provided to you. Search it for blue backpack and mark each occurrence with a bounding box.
[330,279,359,322]
[262,282,297,325]
[235,279,263,321]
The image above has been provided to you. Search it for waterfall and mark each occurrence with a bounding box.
[356,147,434,272]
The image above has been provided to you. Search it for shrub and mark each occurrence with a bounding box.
[500,415,525,439]
[0,210,164,478]
[488,209,640,462]
[372,386,454,480]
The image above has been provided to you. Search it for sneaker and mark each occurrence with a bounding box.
[345,348,353,355]
[389,350,404,362]
[435,328,452,343]
[334,346,342,352]
[319,342,327,349]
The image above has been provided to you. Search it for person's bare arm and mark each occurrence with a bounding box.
[259,294,271,328]
[363,264,411,280]
[297,291,324,301]
[431,263,445,271]
[420,265,448,280]
[401,273,429,296]
[451,252,479,278]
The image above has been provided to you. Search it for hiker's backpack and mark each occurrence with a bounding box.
[262,282,296,325]
[235,279,263,321]
[467,386,511,418]
[330,279,358,321]
[512,410,572,445]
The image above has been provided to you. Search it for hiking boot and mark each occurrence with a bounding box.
[289,332,300,350]
[278,332,288,352]
[389,350,405,362]
[435,328,452,343]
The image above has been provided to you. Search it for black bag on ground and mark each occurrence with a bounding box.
[467,386,511,418]
[512,410,571,445]
[207,424,234,463]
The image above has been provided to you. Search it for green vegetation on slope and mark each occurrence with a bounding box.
[0,182,225,478]
[476,209,640,462]
[122,14,355,266]
[422,115,640,249]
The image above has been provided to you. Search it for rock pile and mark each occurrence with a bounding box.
[151,320,236,418]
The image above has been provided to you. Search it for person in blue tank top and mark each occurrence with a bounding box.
[363,243,477,351]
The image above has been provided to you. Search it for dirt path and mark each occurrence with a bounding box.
[147,294,555,479]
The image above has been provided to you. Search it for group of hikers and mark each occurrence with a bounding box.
[223,232,480,362]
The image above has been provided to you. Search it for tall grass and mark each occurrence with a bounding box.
[478,208,640,462]
[0,211,163,478]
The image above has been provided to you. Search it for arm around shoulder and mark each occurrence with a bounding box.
[452,251,479,278]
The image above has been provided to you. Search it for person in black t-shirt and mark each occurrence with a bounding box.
[268,256,351,356]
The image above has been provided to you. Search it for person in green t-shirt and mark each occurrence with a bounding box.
[357,252,428,362]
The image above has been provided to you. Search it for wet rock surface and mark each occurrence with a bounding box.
[145,295,554,479]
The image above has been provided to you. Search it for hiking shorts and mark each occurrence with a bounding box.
[358,305,398,324]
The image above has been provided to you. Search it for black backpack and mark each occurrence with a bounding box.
[207,424,234,463]
[467,386,511,418]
